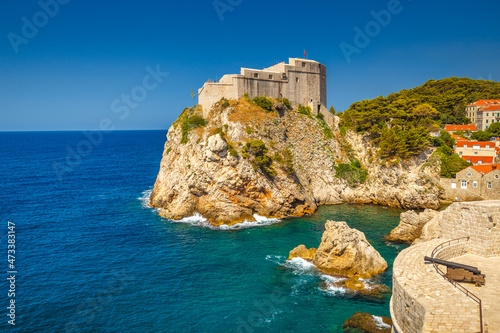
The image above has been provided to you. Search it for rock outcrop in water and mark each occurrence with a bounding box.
[342,312,392,333]
[150,98,442,225]
[313,221,388,278]
[287,245,317,260]
[387,209,440,243]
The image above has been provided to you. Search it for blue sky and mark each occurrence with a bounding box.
[1,0,499,131]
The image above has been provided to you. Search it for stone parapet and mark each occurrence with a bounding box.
[391,239,481,332]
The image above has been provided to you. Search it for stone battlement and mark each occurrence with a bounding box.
[198,58,327,118]
[390,200,500,332]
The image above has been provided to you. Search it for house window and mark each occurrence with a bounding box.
[451,182,456,189]
[461,180,467,189]
[296,77,299,83]
[495,175,499,179]
[487,182,492,189]
[473,181,478,188]
[467,172,472,177]
[487,113,489,116]
[268,75,273,79]
[459,151,463,156]
[474,152,478,155]
[254,73,258,78]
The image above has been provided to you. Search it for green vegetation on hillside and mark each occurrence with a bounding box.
[341,77,500,160]
[242,140,277,177]
[431,131,471,178]
[252,96,274,112]
[174,106,207,144]
[469,123,500,141]
[334,158,368,187]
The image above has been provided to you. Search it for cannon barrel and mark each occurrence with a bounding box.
[424,256,482,275]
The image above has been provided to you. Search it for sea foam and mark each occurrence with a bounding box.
[373,315,391,329]
[139,190,282,230]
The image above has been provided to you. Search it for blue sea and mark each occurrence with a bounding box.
[0,131,407,332]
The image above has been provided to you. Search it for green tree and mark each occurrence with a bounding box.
[487,122,500,136]
[471,131,493,141]
[329,106,336,114]
[242,140,276,177]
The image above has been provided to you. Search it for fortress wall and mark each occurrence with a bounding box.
[391,201,499,332]
[390,275,426,333]
[198,58,327,117]
[441,201,500,257]
[237,76,281,101]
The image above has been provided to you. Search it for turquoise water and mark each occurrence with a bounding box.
[0,131,407,332]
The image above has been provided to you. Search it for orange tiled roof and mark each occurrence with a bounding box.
[481,105,500,111]
[445,124,477,131]
[470,164,500,174]
[462,156,494,164]
[451,134,467,141]
[467,100,500,106]
[456,141,495,148]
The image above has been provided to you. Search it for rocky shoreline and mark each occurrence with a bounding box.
[150,99,442,226]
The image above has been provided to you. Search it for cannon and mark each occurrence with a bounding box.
[424,256,485,286]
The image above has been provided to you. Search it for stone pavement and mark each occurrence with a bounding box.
[392,239,482,332]
[452,254,500,333]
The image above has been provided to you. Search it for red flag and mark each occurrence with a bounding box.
[304,49,306,58]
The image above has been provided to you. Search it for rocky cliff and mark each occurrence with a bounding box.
[150,98,442,225]
[387,209,440,243]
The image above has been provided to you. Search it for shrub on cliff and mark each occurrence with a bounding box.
[273,148,295,175]
[315,112,333,139]
[297,104,313,118]
[242,140,276,177]
[180,114,207,144]
[281,98,292,109]
[434,145,471,178]
[334,158,368,187]
[252,96,273,112]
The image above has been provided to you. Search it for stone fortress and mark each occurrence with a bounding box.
[390,200,500,333]
[197,58,330,122]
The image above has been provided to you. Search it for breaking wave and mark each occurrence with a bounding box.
[138,191,282,230]
[373,315,391,329]
[282,257,348,295]
[138,188,155,209]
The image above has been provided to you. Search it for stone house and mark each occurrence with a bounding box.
[455,141,496,165]
[465,99,500,131]
[441,164,500,200]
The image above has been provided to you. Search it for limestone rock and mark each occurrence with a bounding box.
[150,99,442,226]
[342,312,392,333]
[387,209,439,243]
[412,211,444,244]
[313,221,388,278]
[287,245,317,260]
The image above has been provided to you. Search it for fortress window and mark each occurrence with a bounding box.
[302,62,306,67]
[254,73,258,78]
[269,75,273,79]
[282,74,287,80]
[296,77,299,83]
